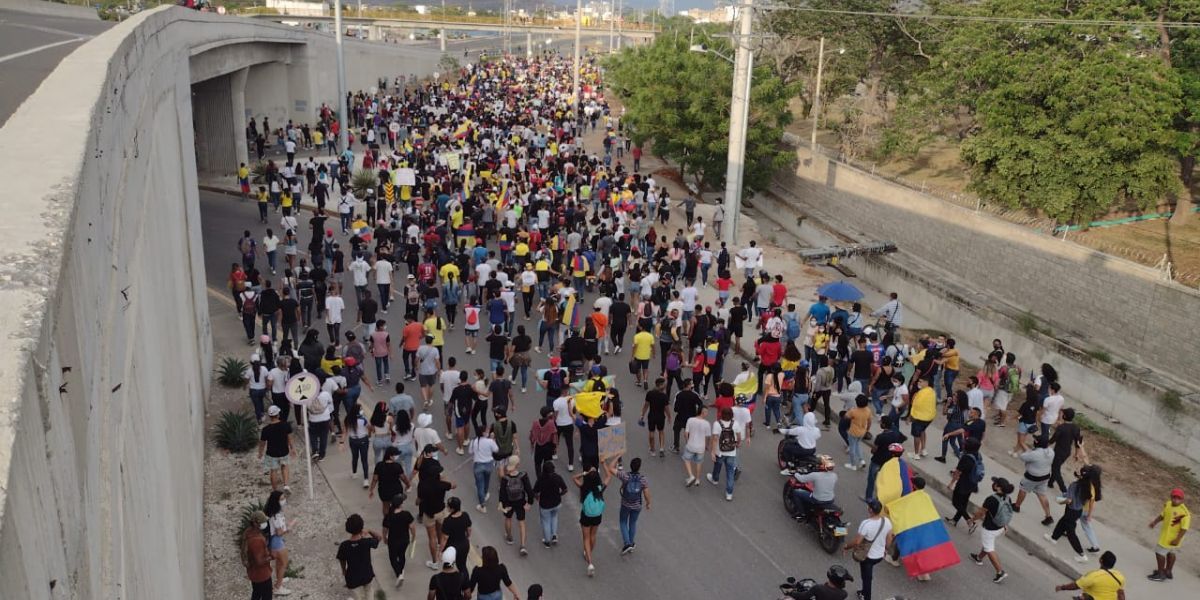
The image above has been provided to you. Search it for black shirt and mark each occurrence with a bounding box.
[450,384,477,419]
[673,390,704,421]
[375,460,405,500]
[511,334,532,353]
[258,288,281,315]
[870,430,908,466]
[382,510,414,546]
[963,418,987,442]
[577,415,607,458]
[488,379,513,412]
[278,297,300,324]
[1050,422,1082,457]
[849,349,874,380]
[955,453,979,493]
[609,301,632,327]
[468,564,512,595]
[486,333,510,360]
[441,512,472,548]
[336,536,379,588]
[534,472,568,509]
[981,495,1004,530]
[428,571,467,600]
[360,297,378,323]
[645,389,670,417]
[260,421,292,457]
[417,478,453,517]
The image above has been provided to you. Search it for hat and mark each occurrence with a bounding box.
[441,547,457,566]
[887,442,905,454]
[417,414,433,428]
[267,405,281,417]
[991,476,1014,495]
[1171,488,1185,499]
[407,274,416,279]
[326,229,333,236]
[344,356,357,367]
[549,357,561,366]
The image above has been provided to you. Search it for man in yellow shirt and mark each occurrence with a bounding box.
[631,324,655,389]
[1056,550,1125,599]
[908,377,937,459]
[1148,488,1190,581]
[939,337,961,403]
[439,262,460,284]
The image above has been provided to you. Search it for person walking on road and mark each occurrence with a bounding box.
[707,406,745,501]
[1147,487,1189,582]
[969,477,1016,584]
[534,461,568,549]
[572,457,618,577]
[616,457,651,554]
[382,492,415,588]
[1013,436,1057,526]
[241,510,274,600]
[681,404,710,487]
[336,514,382,599]
[844,498,893,600]
[466,546,521,600]
[498,456,534,556]
[1044,470,1096,563]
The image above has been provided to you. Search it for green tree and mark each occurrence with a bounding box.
[604,33,796,194]
[893,0,1184,223]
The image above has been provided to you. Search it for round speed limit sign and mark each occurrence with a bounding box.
[285,372,321,406]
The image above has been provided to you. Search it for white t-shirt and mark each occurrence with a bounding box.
[593,296,612,316]
[325,296,345,323]
[858,517,893,559]
[1041,394,1064,425]
[374,259,394,285]
[684,417,710,454]
[680,286,698,308]
[414,427,441,458]
[440,370,461,404]
[245,366,270,390]
[262,235,279,253]
[966,387,985,413]
[350,259,371,286]
[731,406,752,432]
[268,367,290,393]
[464,306,481,331]
[470,436,499,464]
[711,419,745,457]
[309,391,333,423]
[553,396,574,427]
[891,386,909,409]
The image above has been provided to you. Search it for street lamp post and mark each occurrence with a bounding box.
[809,38,844,152]
[573,0,582,131]
[334,0,349,153]
[724,0,754,246]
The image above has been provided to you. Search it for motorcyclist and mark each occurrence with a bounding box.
[790,455,838,521]
[791,564,854,600]
[779,411,822,474]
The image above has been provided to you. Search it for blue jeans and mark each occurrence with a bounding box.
[396,445,414,476]
[266,250,277,273]
[791,488,815,516]
[848,434,864,465]
[943,369,959,401]
[619,506,641,546]
[249,388,267,421]
[941,432,962,459]
[375,356,389,381]
[792,393,810,424]
[477,592,502,600]
[345,385,362,416]
[710,455,738,495]
[865,460,881,501]
[700,263,711,285]
[869,388,886,415]
[473,461,493,506]
[490,358,504,374]
[764,395,782,426]
[539,505,560,541]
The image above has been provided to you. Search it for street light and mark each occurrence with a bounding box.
[810,37,845,151]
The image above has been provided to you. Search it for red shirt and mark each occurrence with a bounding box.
[772,283,788,307]
[713,394,734,416]
[401,322,425,351]
[715,277,733,292]
[756,338,782,366]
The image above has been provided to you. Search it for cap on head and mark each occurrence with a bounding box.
[441,547,457,566]
[550,357,561,366]
[344,356,357,367]
[1172,487,1185,500]
[267,405,281,417]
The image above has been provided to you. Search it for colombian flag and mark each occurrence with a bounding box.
[732,373,758,410]
[351,219,373,242]
[875,456,915,507]
[887,489,960,577]
[456,222,477,249]
[574,391,606,419]
[560,293,581,329]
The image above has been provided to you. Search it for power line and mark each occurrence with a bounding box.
[780,6,1200,30]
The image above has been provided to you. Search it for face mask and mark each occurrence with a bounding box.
[280,499,287,507]
[260,523,270,533]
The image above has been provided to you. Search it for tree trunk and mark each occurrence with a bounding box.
[1172,154,1195,225]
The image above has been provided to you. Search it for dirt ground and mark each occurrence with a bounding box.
[203,365,347,600]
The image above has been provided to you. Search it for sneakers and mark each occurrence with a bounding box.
[425,560,439,570]
[274,587,292,596]
[567,464,575,472]
[621,544,634,555]
[706,473,718,485]
[552,454,558,460]
[587,563,595,577]
[362,478,369,489]
[909,452,922,460]
[685,476,697,487]
[476,504,487,513]
[395,573,405,587]
[1073,554,1089,563]
[844,463,858,471]
[505,535,514,545]
[658,449,666,458]
[933,456,947,463]
[522,387,527,393]
[551,535,558,545]
[725,493,733,501]
[993,571,1008,584]
[519,546,528,556]
[883,555,900,567]
[543,540,552,549]
[1086,547,1101,553]
[1148,571,1167,582]
[1041,516,1055,526]
[1043,533,1058,544]
[969,553,984,565]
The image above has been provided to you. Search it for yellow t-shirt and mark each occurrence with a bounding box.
[910,387,937,422]
[632,331,655,361]
[257,190,269,204]
[439,263,461,283]
[942,348,960,371]
[320,357,343,377]
[514,242,530,258]
[1158,501,1191,548]
[424,316,446,347]
[535,259,550,275]
[281,192,294,209]
[450,207,464,229]
[237,166,249,180]
[1075,569,1125,600]
[312,130,324,146]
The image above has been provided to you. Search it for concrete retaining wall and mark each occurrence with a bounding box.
[763,145,1200,468]
[0,7,442,598]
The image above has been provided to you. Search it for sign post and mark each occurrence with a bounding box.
[285,371,321,499]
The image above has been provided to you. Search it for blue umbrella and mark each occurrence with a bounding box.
[817,280,864,302]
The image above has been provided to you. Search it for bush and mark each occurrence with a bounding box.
[217,356,249,387]
[250,161,270,184]
[1085,349,1112,364]
[1161,390,1184,413]
[351,169,379,200]
[214,410,259,453]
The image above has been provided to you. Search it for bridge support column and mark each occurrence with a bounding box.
[230,67,249,168]
[526,31,532,59]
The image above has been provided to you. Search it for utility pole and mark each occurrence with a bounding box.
[334,0,349,153]
[609,1,615,52]
[573,0,582,129]
[617,0,623,49]
[722,0,754,246]
[810,36,824,151]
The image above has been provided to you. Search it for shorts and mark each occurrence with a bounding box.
[1156,544,1180,556]
[1018,421,1038,435]
[980,526,1005,552]
[455,415,469,429]
[1020,477,1050,496]
[634,358,649,370]
[419,509,447,528]
[911,419,931,437]
[993,390,1011,411]
[263,454,289,472]
[501,503,527,521]
[647,413,666,432]
[682,450,704,464]
[418,374,437,387]
[580,513,602,527]
[268,535,286,551]
[465,329,479,337]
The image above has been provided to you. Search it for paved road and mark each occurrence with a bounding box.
[0,8,110,127]
[198,189,1069,599]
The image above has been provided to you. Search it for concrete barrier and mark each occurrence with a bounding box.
[0,7,442,598]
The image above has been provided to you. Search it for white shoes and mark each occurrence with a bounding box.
[362,479,369,489]
[845,463,857,471]
[395,574,405,587]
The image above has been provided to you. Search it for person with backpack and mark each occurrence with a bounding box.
[498,456,535,556]
[1046,470,1097,564]
[241,510,274,600]
[238,230,258,271]
[995,352,1021,427]
[571,456,618,577]
[239,286,260,345]
[969,477,1016,584]
[947,437,984,527]
[616,457,651,554]
[707,406,745,501]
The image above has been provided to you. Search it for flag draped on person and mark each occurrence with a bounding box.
[875,456,915,507]
[876,456,959,577]
[560,293,581,330]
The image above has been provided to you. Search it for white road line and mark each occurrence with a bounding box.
[0,19,96,38]
[0,37,85,65]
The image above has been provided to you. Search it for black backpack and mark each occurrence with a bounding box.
[718,421,738,452]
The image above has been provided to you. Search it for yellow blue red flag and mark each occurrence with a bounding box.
[886,489,960,577]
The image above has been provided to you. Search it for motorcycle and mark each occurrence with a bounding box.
[777,576,818,600]
[782,475,847,554]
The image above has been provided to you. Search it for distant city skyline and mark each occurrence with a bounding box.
[371,0,720,13]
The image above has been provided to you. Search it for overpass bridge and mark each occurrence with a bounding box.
[245,12,657,45]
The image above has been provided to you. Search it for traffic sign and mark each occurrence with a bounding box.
[285,372,320,406]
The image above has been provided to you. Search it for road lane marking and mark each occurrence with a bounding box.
[207,286,236,308]
[0,37,86,64]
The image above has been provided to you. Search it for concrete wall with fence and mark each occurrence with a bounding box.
[764,142,1200,468]
[0,6,444,599]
